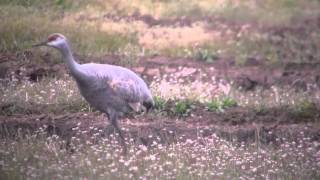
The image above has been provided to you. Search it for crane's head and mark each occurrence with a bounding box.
[33,33,68,49]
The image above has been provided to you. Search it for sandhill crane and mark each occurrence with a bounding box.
[33,33,154,152]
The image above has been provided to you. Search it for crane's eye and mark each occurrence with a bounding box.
[48,35,60,42]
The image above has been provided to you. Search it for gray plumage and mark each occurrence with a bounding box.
[77,63,153,113]
[33,33,154,151]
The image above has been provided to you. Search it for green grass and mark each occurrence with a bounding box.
[0,5,139,57]
[206,96,237,112]
[234,26,320,65]
[154,43,221,63]
[290,101,319,120]
[153,96,167,112]
[172,99,193,117]
[1,0,319,65]
[0,0,90,10]
[76,0,320,25]
[0,76,91,115]
[157,17,320,64]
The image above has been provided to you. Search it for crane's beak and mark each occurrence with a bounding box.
[32,41,48,47]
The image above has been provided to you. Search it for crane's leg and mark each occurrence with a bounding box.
[107,111,127,154]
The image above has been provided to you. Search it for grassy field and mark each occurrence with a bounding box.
[1,0,320,179]
[1,0,320,61]
[1,128,318,179]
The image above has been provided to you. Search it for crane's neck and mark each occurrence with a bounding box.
[59,42,84,79]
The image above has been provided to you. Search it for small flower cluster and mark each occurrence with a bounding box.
[0,127,319,179]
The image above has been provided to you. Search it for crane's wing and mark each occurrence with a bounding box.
[107,77,152,111]
[80,63,153,111]
[107,78,143,102]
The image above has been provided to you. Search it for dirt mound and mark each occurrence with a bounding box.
[138,56,320,91]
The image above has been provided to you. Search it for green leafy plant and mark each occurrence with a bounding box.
[206,96,237,112]
[153,96,167,112]
[194,49,218,63]
[292,101,318,119]
[221,96,237,108]
[206,99,221,112]
[172,99,192,117]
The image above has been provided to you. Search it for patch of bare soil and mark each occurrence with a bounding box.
[1,105,319,145]
[2,52,320,91]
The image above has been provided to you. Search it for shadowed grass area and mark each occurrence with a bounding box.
[0,5,139,57]
[0,0,91,10]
